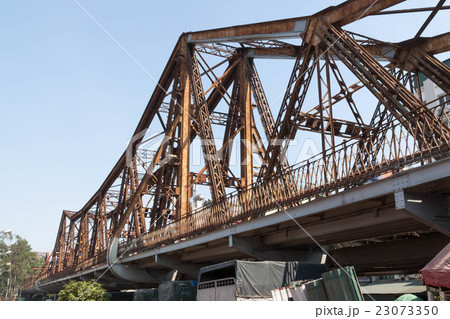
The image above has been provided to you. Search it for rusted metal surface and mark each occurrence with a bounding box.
[124,111,450,257]
[30,0,450,288]
[238,57,253,190]
[416,32,450,55]
[188,46,227,201]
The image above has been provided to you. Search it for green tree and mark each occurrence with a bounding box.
[57,280,110,301]
[0,232,43,300]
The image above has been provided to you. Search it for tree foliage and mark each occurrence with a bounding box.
[57,280,110,301]
[0,232,43,300]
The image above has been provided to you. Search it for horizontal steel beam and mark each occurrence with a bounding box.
[415,32,450,55]
[370,5,450,15]
[188,0,404,44]
[187,18,309,44]
[364,33,450,61]
[316,0,405,27]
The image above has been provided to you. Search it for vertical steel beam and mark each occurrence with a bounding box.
[56,216,66,273]
[65,221,75,268]
[316,50,328,182]
[239,57,253,189]
[177,53,192,220]
[324,52,337,181]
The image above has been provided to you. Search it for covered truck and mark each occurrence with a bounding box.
[421,242,450,300]
[197,259,326,301]
[421,242,450,289]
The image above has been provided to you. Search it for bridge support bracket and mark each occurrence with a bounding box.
[394,190,450,236]
[155,254,201,279]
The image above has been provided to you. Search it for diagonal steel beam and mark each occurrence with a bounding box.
[263,43,315,179]
[414,0,446,39]
[402,47,450,96]
[188,46,226,201]
[316,21,450,148]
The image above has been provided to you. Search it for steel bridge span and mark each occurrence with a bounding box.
[26,0,450,293]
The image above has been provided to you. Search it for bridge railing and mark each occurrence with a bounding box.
[125,104,450,255]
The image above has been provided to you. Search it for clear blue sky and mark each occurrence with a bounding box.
[1,0,449,252]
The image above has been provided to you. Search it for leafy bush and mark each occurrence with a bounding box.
[57,280,110,301]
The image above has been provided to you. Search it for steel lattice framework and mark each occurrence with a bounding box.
[31,0,450,287]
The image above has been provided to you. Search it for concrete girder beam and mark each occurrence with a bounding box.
[262,206,434,248]
[331,233,449,273]
[228,235,326,263]
[180,245,237,261]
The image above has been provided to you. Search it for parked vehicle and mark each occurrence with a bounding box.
[197,260,326,301]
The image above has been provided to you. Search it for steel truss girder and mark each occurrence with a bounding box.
[316,21,450,148]
[362,32,450,95]
[402,47,450,96]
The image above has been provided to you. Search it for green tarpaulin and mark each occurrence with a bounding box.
[198,260,326,298]
[158,281,197,301]
[134,289,158,301]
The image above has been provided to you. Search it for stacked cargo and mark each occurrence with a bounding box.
[271,266,364,301]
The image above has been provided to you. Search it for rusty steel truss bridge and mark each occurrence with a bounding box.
[27,0,450,293]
